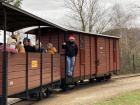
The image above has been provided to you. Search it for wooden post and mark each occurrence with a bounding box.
[2,6,8,105]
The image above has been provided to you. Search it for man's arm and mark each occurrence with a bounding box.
[6,46,18,53]
[62,42,66,49]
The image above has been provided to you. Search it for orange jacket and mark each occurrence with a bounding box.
[16,44,25,52]
[47,47,57,54]
[11,35,25,52]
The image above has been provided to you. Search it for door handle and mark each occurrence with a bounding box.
[96,60,100,64]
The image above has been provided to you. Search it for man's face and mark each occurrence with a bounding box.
[24,40,29,46]
[47,45,50,49]
[69,38,74,42]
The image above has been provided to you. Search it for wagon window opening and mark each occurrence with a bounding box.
[114,40,116,50]
[113,39,117,62]
[80,34,85,64]
[80,34,84,49]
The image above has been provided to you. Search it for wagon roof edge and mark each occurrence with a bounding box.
[0,1,68,31]
[67,29,120,39]
[25,27,120,39]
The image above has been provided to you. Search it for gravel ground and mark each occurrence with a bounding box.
[8,76,140,105]
[33,76,140,105]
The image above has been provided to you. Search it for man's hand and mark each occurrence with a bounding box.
[29,42,33,46]
[63,42,66,45]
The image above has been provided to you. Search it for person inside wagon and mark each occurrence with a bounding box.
[36,40,46,53]
[0,42,2,46]
[23,37,36,52]
[11,35,25,52]
[62,35,78,78]
[47,43,57,54]
[0,37,18,53]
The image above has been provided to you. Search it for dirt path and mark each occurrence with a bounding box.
[32,76,140,105]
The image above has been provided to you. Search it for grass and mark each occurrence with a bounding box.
[93,90,140,105]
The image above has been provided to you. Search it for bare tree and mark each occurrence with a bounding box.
[2,0,23,8]
[103,4,140,74]
[63,0,111,33]
[108,4,137,38]
[63,0,87,31]
[14,30,25,42]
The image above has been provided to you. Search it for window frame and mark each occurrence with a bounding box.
[80,34,84,49]
[80,34,85,65]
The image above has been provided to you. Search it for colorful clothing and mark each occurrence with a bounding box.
[47,47,57,54]
[0,44,18,53]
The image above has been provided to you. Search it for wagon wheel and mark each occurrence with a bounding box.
[61,84,68,91]
[101,77,105,82]
[96,77,101,82]
[37,92,43,101]
[107,75,111,80]
[89,79,94,83]
[29,93,37,99]
[45,88,51,98]
[104,75,110,81]
[74,82,78,86]
[80,80,84,84]
[104,76,108,81]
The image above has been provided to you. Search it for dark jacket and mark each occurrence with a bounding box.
[24,45,36,52]
[36,47,46,53]
[62,41,78,57]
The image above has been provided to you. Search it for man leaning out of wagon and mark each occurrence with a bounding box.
[0,37,18,53]
[11,34,25,52]
[47,43,57,54]
[62,35,78,78]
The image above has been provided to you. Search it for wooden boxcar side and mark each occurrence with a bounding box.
[26,28,120,84]
[63,32,120,80]
[0,52,61,96]
[7,53,26,95]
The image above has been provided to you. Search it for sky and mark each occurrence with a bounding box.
[1,0,140,43]
[21,0,68,26]
[21,0,140,25]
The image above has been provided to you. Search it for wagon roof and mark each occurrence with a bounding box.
[25,27,120,39]
[0,1,120,39]
[67,29,120,39]
[0,1,67,32]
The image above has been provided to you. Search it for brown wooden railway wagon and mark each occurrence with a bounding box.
[0,1,65,105]
[26,27,120,88]
[0,1,120,105]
